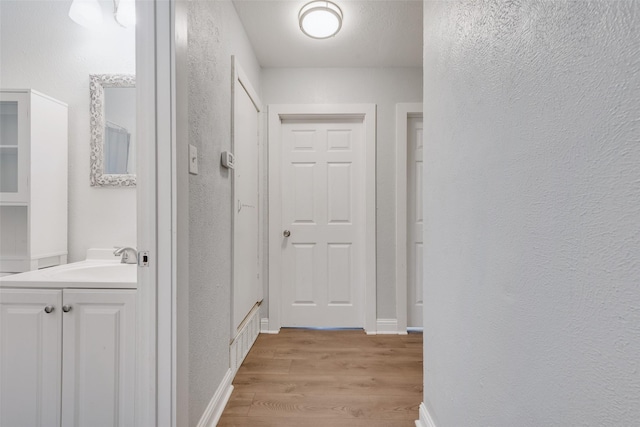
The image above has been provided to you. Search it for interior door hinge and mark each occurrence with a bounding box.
[138,251,150,267]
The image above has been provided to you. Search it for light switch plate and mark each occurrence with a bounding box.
[189,144,198,175]
[221,151,235,169]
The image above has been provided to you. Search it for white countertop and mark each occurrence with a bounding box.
[0,249,137,289]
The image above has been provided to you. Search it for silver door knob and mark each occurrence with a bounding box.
[283,230,291,237]
[62,305,72,313]
[44,305,54,314]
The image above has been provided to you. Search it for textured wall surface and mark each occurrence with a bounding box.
[187,1,261,424]
[422,1,640,425]
[262,67,423,319]
[0,1,136,262]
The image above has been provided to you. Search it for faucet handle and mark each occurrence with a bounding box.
[113,247,138,264]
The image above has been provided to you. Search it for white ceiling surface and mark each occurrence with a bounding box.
[232,0,423,68]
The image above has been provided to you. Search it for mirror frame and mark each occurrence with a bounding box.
[89,74,136,187]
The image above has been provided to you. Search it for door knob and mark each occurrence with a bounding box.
[283,230,291,237]
[62,305,72,313]
[44,305,54,314]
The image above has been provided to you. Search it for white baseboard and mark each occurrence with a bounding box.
[416,402,437,427]
[230,305,261,374]
[260,317,280,334]
[196,368,234,427]
[375,318,402,334]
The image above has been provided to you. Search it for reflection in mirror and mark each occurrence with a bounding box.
[90,74,136,187]
[104,87,136,174]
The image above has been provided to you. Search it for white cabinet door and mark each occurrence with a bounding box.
[0,92,29,203]
[61,289,136,427]
[0,289,62,427]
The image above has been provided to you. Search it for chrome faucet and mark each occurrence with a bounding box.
[113,247,138,264]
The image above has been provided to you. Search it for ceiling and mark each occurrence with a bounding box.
[232,0,423,68]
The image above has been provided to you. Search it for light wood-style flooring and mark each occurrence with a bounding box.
[218,328,423,426]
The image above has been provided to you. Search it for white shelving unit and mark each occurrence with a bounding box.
[0,89,68,273]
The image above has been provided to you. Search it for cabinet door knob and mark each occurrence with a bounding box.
[44,305,54,314]
[62,305,72,313]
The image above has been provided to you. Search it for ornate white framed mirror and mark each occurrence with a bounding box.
[89,74,136,187]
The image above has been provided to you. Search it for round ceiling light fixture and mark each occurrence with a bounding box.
[299,1,343,39]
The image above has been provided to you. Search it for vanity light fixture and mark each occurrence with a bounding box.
[114,0,136,28]
[68,0,103,28]
[299,0,343,39]
[68,0,136,28]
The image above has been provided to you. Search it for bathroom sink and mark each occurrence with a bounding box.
[0,254,137,289]
[44,263,136,283]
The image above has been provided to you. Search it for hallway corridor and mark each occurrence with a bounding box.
[218,329,423,426]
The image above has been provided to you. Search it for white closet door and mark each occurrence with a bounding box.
[0,289,62,427]
[232,65,261,332]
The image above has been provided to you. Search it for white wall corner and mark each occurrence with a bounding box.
[416,402,437,427]
[195,368,234,427]
[376,318,402,334]
[260,317,280,334]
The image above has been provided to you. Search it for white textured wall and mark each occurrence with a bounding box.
[0,1,136,262]
[422,1,640,426]
[187,1,261,424]
[262,67,423,319]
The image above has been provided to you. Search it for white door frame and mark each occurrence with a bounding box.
[231,56,263,339]
[136,0,176,426]
[395,103,423,333]
[268,104,377,333]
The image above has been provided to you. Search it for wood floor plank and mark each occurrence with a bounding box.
[221,392,255,416]
[219,329,423,426]
[273,346,421,360]
[259,329,410,349]
[232,373,422,396]
[242,346,276,359]
[235,358,292,375]
[218,417,416,427]
[247,393,419,419]
[289,357,422,375]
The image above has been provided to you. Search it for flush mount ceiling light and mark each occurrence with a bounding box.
[299,1,343,39]
[68,0,136,28]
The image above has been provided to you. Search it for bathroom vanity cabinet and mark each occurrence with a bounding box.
[0,287,136,427]
[0,89,68,274]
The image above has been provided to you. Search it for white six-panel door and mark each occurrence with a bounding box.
[407,116,424,327]
[0,289,62,427]
[280,118,366,327]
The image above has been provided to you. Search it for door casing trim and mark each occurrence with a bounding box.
[395,103,423,333]
[267,104,377,333]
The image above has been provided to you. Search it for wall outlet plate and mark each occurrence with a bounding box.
[189,144,198,175]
